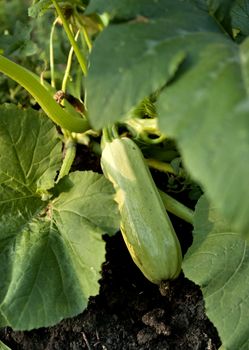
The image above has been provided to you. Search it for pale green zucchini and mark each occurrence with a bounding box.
[101,137,182,284]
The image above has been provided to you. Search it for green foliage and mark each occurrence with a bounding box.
[0,1,30,32]
[85,0,249,235]
[0,104,61,194]
[28,0,87,18]
[28,0,53,17]
[231,0,249,39]
[0,21,38,57]
[206,0,236,32]
[0,1,52,105]
[86,0,186,20]
[85,0,221,127]
[183,196,249,350]
[1,0,249,346]
[86,0,220,128]
[0,105,119,329]
[156,35,249,236]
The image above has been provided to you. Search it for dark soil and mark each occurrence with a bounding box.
[0,145,221,350]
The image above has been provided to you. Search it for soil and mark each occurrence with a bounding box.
[0,145,222,350]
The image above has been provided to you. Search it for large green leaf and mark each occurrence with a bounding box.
[86,0,222,129]
[157,33,249,235]
[86,0,249,233]
[0,104,61,239]
[183,196,249,350]
[0,106,119,330]
[52,171,120,236]
[0,105,61,192]
[0,171,119,330]
[86,0,194,20]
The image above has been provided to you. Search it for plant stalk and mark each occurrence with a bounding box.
[146,158,176,175]
[51,0,88,76]
[159,190,194,225]
[61,29,80,93]
[0,55,89,132]
[49,18,58,88]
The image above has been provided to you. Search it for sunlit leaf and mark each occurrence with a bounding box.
[183,196,249,350]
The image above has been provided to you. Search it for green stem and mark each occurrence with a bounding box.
[82,25,92,52]
[49,18,58,88]
[75,13,93,52]
[125,118,160,134]
[102,127,112,145]
[51,0,88,76]
[0,55,89,132]
[159,190,194,225]
[141,133,166,144]
[125,118,166,144]
[57,138,77,181]
[61,29,80,93]
[146,158,176,175]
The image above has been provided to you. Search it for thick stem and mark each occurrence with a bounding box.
[101,127,112,146]
[125,118,166,144]
[0,55,89,132]
[159,190,194,225]
[146,158,176,175]
[82,25,92,52]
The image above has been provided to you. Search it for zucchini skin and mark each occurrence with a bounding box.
[101,137,182,284]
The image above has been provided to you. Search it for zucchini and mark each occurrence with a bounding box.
[101,137,182,284]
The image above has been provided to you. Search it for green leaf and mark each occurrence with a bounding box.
[192,0,236,32]
[231,0,249,37]
[28,0,88,18]
[0,104,61,239]
[0,104,61,192]
[0,172,119,330]
[0,341,11,350]
[0,21,38,57]
[86,0,222,129]
[157,32,249,235]
[86,0,190,20]
[52,171,120,237]
[183,196,249,350]
[207,0,235,31]
[28,0,52,17]
[0,106,119,330]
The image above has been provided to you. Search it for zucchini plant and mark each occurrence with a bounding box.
[0,0,249,349]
